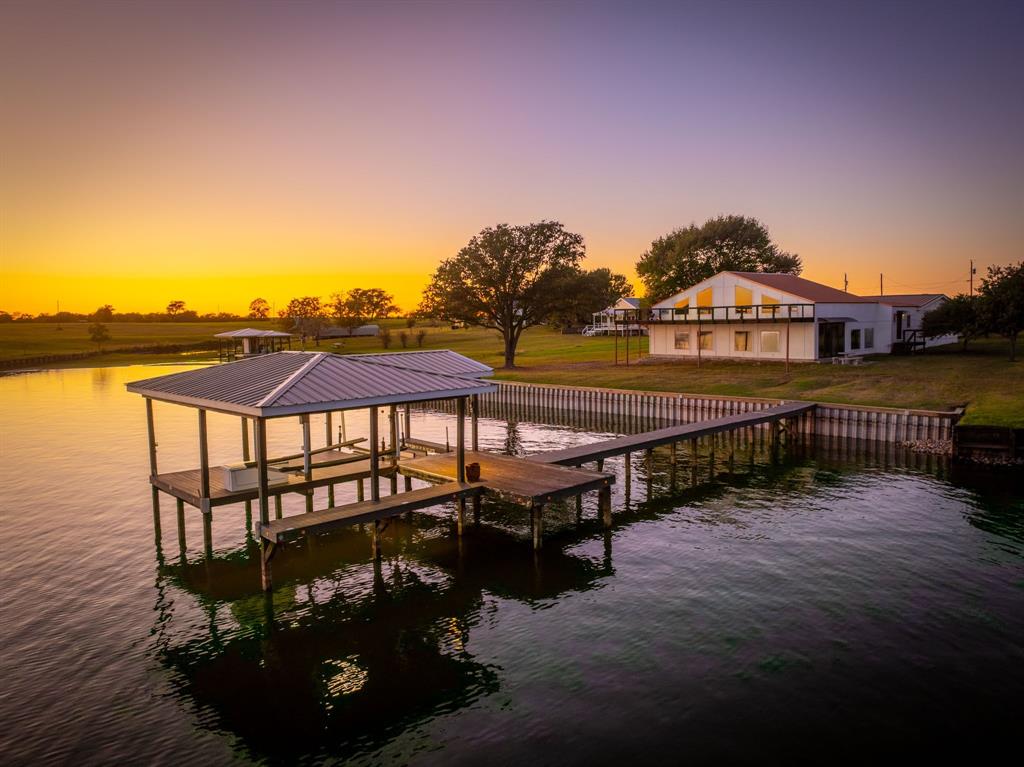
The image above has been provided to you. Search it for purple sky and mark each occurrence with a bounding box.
[2,0,1022,312]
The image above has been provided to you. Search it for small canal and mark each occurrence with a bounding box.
[1,365,1022,764]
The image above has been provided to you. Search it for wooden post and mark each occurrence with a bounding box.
[325,411,333,446]
[598,485,612,528]
[614,326,619,365]
[625,327,630,366]
[357,478,365,502]
[389,405,399,458]
[457,497,466,535]
[403,405,412,444]
[202,510,213,558]
[472,494,482,524]
[624,451,631,486]
[369,406,380,502]
[456,397,466,483]
[145,398,158,478]
[146,398,160,520]
[471,394,479,452]
[255,418,270,525]
[371,520,382,558]
[596,458,604,472]
[176,498,186,554]
[197,409,210,512]
[531,504,544,549]
[274,494,282,519]
[301,414,313,512]
[241,416,253,522]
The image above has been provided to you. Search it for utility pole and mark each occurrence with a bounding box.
[843,273,848,292]
[879,273,883,297]
[970,259,976,296]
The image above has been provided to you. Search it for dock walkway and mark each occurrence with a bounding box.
[528,401,815,466]
[258,482,485,544]
[398,450,612,506]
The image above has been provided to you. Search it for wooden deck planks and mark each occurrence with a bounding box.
[258,482,485,543]
[399,450,612,505]
[152,452,396,508]
[528,401,816,465]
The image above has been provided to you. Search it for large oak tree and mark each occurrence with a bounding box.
[636,215,801,301]
[419,221,585,368]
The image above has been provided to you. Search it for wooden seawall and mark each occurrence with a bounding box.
[423,381,959,444]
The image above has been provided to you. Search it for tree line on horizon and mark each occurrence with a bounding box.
[5,214,1019,364]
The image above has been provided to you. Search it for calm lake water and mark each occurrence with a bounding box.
[1,365,1022,765]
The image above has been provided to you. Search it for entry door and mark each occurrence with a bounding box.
[818,323,845,357]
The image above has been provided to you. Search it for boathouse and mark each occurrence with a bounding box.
[640,272,955,362]
[214,328,293,360]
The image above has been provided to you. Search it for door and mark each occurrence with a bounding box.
[818,322,845,358]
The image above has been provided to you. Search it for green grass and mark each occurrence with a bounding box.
[0,321,261,360]
[4,320,1021,427]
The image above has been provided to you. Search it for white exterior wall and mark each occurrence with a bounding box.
[816,302,893,356]
[649,322,817,360]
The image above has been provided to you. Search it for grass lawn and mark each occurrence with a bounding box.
[0,321,264,361]
[4,320,1021,427]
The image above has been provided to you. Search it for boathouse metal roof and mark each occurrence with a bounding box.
[213,328,293,338]
[345,350,493,378]
[126,350,495,417]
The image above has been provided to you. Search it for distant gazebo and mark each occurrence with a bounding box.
[215,328,292,361]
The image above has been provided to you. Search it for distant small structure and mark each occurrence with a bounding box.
[585,297,644,336]
[319,324,380,338]
[215,328,292,361]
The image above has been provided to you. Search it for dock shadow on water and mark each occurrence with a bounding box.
[1,366,1023,765]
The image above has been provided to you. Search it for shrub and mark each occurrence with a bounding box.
[399,331,409,348]
[415,330,427,348]
[405,316,416,328]
[380,327,393,349]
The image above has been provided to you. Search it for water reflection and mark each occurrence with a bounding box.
[2,366,1022,765]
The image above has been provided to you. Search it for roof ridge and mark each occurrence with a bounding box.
[257,352,327,407]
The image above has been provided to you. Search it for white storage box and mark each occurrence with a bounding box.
[222,463,290,492]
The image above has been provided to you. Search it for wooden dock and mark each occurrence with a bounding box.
[528,401,816,466]
[152,449,396,509]
[398,450,612,506]
[258,482,485,544]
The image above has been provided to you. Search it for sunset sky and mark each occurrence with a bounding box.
[2,0,1021,315]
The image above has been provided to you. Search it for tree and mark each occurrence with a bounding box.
[248,298,270,320]
[280,296,328,346]
[978,262,1024,361]
[921,294,984,350]
[636,215,802,302]
[419,221,585,368]
[331,288,399,329]
[166,300,186,319]
[92,304,115,322]
[88,322,110,350]
[549,268,632,330]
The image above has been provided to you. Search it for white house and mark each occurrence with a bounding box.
[641,272,953,362]
[586,297,645,335]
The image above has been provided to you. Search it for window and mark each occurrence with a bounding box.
[851,329,861,350]
[760,330,780,353]
[699,331,713,350]
[697,287,713,307]
[674,331,690,350]
[865,328,874,349]
[735,286,753,306]
[674,297,690,317]
[734,331,750,351]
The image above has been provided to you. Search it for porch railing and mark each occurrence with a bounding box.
[615,303,815,324]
